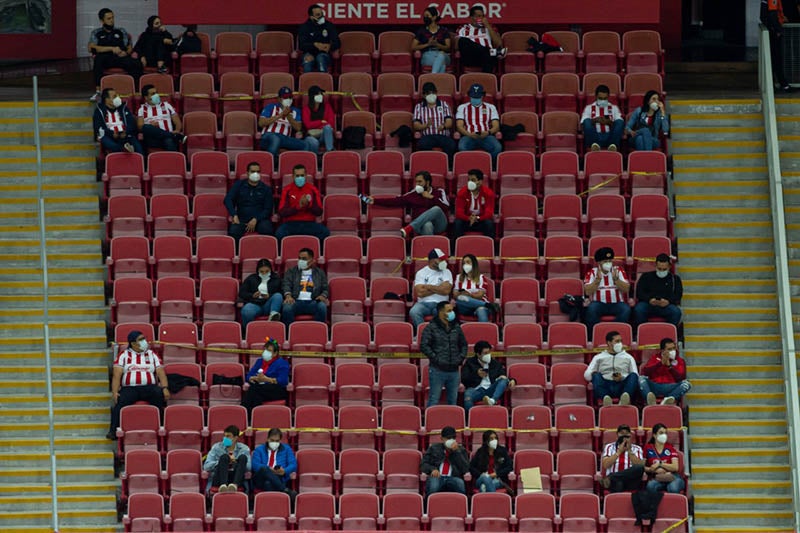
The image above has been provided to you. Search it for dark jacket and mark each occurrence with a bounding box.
[420,442,470,478]
[224,179,274,223]
[372,187,450,220]
[420,316,467,372]
[133,29,174,62]
[469,444,514,482]
[635,271,683,305]
[93,102,138,141]
[239,272,282,305]
[298,19,340,55]
[461,355,507,389]
[282,265,329,300]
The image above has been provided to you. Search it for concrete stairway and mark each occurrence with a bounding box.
[0,101,118,532]
[670,97,794,532]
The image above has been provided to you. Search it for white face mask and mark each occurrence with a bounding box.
[438,260,448,271]
[248,172,260,183]
[262,349,273,361]
[650,101,660,111]
[480,353,491,364]
[656,433,668,444]
[297,259,309,270]
[136,340,148,352]
[601,262,613,273]
[668,349,677,359]
[281,98,293,108]
[656,269,669,278]
[596,98,609,107]
[313,94,324,104]
[259,271,270,280]
[444,438,456,449]
[612,342,624,354]
[462,263,473,274]
[467,181,478,191]
[425,94,438,104]
[316,16,326,25]
[488,439,498,450]
[111,96,122,108]
[268,441,280,451]
[414,184,425,194]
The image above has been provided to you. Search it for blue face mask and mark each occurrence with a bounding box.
[470,97,483,107]
[294,176,306,188]
[222,437,233,447]
[446,310,456,322]
[150,93,161,105]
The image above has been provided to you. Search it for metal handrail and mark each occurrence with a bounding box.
[759,25,800,530]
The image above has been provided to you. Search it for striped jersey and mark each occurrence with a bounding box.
[103,109,127,134]
[137,102,177,132]
[584,266,629,304]
[456,273,488,302]
[413,100,452,136]
[455,102,499,134]
[260,103,302,137]
[114,348,163,387]
[602,441,644,476]
[581,102,622,134]
[457,23,492,48]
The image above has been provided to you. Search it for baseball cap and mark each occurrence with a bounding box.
[278,86,293,99]
[594,247,614,262]
[428,248,448,261]
[467,83,485,98]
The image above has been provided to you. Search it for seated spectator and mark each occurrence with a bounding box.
[633,253,683,327]
[461,340,514,410]
[644,423,685,494]
[298,4,340,73]
[413,82,456,160]
[107,330,169,440]
[455,84,502,164]
[224,161,274,240]
[240,259,283,327]
[137,84,185,153]
[133,15,174,73]
[453,254,494,323]
[421,301,467,408]
[93,88,142,154]
[420,425,470,496]
[275,164,330,242]
[281,247,329,324]
[584,247,631,334]
[302,85,335,155]
[252,428,298,499]
[259,86,311,158]
[453,168,496,240]
[470,429,513,493]
[89,8,142,101]
[365,170,449,239]
[412,7,451,74]
[639,338,691,406]
[174,24,202,56]
[626,90,669,152]
[410,248,453,329]
[584,330,638,406]
[455,5,506,73]
[582,84,624,152]
[203,425,251,493]
[600,424,645,493]
[242,337,289,413]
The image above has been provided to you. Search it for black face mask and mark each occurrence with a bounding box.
[423,17,432,25]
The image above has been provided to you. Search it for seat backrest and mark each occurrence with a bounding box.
[623,30,662,54]
[339,31,376,54]
[222,111,257,136]
[256,31,294,54]
[215,32,252,54]
[582,31,620,53]
[544,31,580,53]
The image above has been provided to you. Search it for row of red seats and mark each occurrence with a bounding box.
[125,490,688,533]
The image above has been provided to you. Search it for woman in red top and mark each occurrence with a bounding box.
[469,429,513,493]
[644,423,685,494]
[453,168,495,240]
[302,85,336,155]
[453,253,494,322]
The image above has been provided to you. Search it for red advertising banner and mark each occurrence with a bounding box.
[159,0,661,25]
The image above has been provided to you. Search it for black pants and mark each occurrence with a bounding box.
[228,219,274,241]
[212,454,248,489]
[142,124,182,152]
[94,53,143,86]
[110,384,165,433]
[608,465,645,493]
[242,383,288,414]
[417,134,457,161]
[253,466,287,492]
[137,39,172,68]
[762,6,789,87]
[458,38,497,73]
[453,218,495,240]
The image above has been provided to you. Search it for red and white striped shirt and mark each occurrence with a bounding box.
[261,103,300,137]
[457,24,492,48]
[114,348,163,387]
[455,102,499,134]
[413,100,452,137]
[103,109,126,134]
[584,266,629,304]
[456,273,488,302]
[137,102,177,132]
[602,441,644,476]
[581,102,622,134]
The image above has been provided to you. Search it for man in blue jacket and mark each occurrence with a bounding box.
[252,428,298,500]
[92,88,142,154]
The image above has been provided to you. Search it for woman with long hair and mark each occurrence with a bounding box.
[453,253,493,322]
[644,422,685,493]
[625,89,669,151]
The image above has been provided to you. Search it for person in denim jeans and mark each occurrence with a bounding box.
[298,4,340,73]
[420,425,470,497]
[584,330,638,406]
[281,247,328,324]
[455,84,502,164]
[584,246,631,336]
[421,301,467,407]
[409,248,453,329]
[461,341,515,411]
[639,338,691,406]
[240,259,283,327]
[303,85,335,155]
[469,429,513,493]
[453,254,494,322]
[581,84,624,152]
[411,7,451,73]
[644,423,685,494]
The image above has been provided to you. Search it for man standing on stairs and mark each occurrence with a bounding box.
[639,338,691,406]
[633,253,683,328]
[761,0,795,92]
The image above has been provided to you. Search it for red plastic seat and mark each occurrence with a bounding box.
[500,278,539,325]
[507,363,547,407]
[364,150,404,196]
[541,111,580,152]
[251,404,292,447]
[653,494,689,533]
[179,73,216,115]
[199,277,238,322]
[557,449,599,495]
[513,449,555,494]
[409,150,449,191]
[511,406,552,452]
[165,448,203,496]
[218,72,255,117]
[624,72,664,111]
[543,278,583,325]
[541,73,580,114]
[417,73,457,108]
[338,72,373,114]
[338,448,379,494]
[124,492,164,532]
[339,492,380,529]
[106,197,147,240]
[584,150,623,196]
[221,110,257,164]
[582,31,621,74]
[378,31,414,73]
[586,195,625,237]
[365,197,403,237]
[382,405,422,451]
[338,32,377,75]
[623,30,664,76]
[150,193,189,238]
[598,405,639,448]
[192,193,229,239]
[323,195,361,237]
[112,278,152,326]
[174,31,211,76]
[410,235,450,273]
[499,73,538,114]
[295,492,336,530]
[255,31,295,75]
[202,321,242,365]
[554,405,595,452]
[583,72,622,108]
[340,111,377,158]
[338,405,379,451]
[245,321,287,353]
[497,235,538,280]
[500,110,539,155]
[164,404,204,453]
[542,194,581,237]
[330,321,370,359]
[183,111,219,158]
[290,363,332,408]
[101,73,137,106]
[121,449,162,503]
[147,152,187,196]
[365,236,405,280]
[103,152,145,199]
[251,491,291,531]
[206,404,247,445]
[629,147,668,195]
[643,404,683,450]
[295,448,336,494]
[543,235,583,279]
[162,363,201,405]
[233,152,273,184]
[501,31,538,73]
[117,405,160,458]
[467,405,509,451]
[426,492,468,531]
[471,493,512,532]
[540,151,579,197]
[334,363,375,409]
[204,364,245,407]
[167,492,206,532]
[280,234,321,271]
[381,111,415,161]
[259,72,295,102]
[239,234,279,276]
[632,236,671,276]
[604,492,639,533]
[637,323,678,351]
[329,276,367,323]
[369,278,409,324]
[215,32,253,76]
[377,362,417,408]
[515,492,557,532]
[550,362,589,406]
[499,194,537,237]
[321,151,360,196]
[424,405,465,446]
[288,321,328,357]
[630,194,670,238]
[560,492,601,531]
[544,50,577,74]
[547,316,588,356]
[496,151,535,196]
[383,450,422,495]
[591,322,633,352]
[210,491,249,531]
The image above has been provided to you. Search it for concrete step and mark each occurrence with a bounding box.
[682,306,777,321]
[0,308,107,322]
[0,379,108,394]
[0,349,109,366]
[678,206,772,222]
[676,220,772,237]
[690,479,791,496]
[686,351,783,366]
[0,294,106,312]
[694,495,793,512]
[0,225,104,241]
[0,116,93,134]
[689,404,785,419]
[692,510,793,529]
[690,434,788,448]
[0,333,106,352]
[0,252,103,268]
[0,101,94,119]
[0,493,116,513]
[0,392,110,408]
[0,436,113,451]
[673,179,768,193]
[670,140,765,154]
[0,238,101,255]
[683,320,778,335]
[0,364,107,379]
[669,126,764,142]
[678,250,774,266]
[681,294,777,311]
[0,265,105,283]
[688,364,783,378]
[0,421,109,437]
[669,112,762,127]
[0,144,95,159]
[673,167,768,182]
[0,508,119,528]
[0,196,98,213]
[668,99,762,114]
[0,280,104,296]
[692,463,790,479]
[677,237,773,252]
[0,156,96,172]
[681,279,775,293]
[0,450,112,467]
[688,377,783,393]
[0,407,109,423]
[691,447,789,465]
[0,182,100,197]
[0,129,94,145]
[689,418,786,436]
[673,153,767,168]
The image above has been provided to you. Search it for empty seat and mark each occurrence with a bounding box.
[334,363,375,409]
[338,448,380,494]
[322,195,361,237]
[542,194,581,237]
[121,449,162,502]
[515,492,557,531]
[369,278,409,324]
[255,31,295,74]
[124,493,164,532]
[193,193,229,239]
[498,235,538,279]
[329,276,367,323]
[364,150,404,196]
[554,405,595,452]
[290,363,332,408]
[382,405,422,451]
[507,363,547,407]
[164,404,204,452]
[543,235,583,279]
[112,278,152,326]
[550,362,590,405]
[377,362,418,408]
[499,73,538,114]
[293,405,335,450]
[541,73,580,114]
[338,32,376,74]
[378,31,414,73]
[215,31,253,75]
[629,150,668,195]
[190,151,230,195]
[150,193,189,238]
[582,31,621,74]
[338,72,373,114]
[426,492,468,530]
[179,73,216,115]
[604,492,639,532]
[165,449,203,496]
[321,151,360,195]
[202,321,242,364]
[219,72,255,116]
[106,196,147,239]
[204,364,245,406]
[471,493,512,532]
[499,194,537,236]
[167,492,206,532]
[294,492,336,530]
[501,278,539,325]
[548,318,588,360]
[199,277,238,323]
[496,150,535,195]
[383,492,424,529]
[251,491,291,530]
[543,278,584,325]
[221,110,258,164]
[103,152,145,199]
[210,491,249,531]
[559,492,601,531]
[541,111,580,152]
[147,152,187,196]
[502,31,538,73]
[557,449,599,495]
[623,30,664,76]
[157,322,199,365]
[117,405,160,458]
[586,195,625,237]
[339,492,380,529]
[511,406,552,452]
[295,448,336,494]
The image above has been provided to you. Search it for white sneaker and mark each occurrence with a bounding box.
[591,143,601,152]
[647,392,656,406]
[482,396,496,406]
[602,395,612,407]
[661,396,676,405]
[269,311,281,321]
[489,48,498,57]
[89,91,101,102]
[123,142,134,153]
[620,392,631,405]
[496,47,508,58]
[608,144,618,152]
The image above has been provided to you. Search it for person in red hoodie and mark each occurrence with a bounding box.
[638,338,691,406]
[453,168,495,241]
[302,85,336,154]
[275,164,330,242]
[364,170,450,238]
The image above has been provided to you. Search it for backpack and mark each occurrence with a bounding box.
[342,126,366,149]
[176,31,202,55]
[557,293,586,322]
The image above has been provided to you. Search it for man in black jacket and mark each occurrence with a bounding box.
[461,341,515,411]
[633,253,683,328]
[420,425,470,497]
[240,259,283,327]
[298,4,340,73]
[421,301,467,407]
[224,161,274,241]
[93,88,142,154]
[469,429,513,493]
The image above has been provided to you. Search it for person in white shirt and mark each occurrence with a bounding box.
[409,248,453,328]
[585,330,638,406]
[581,84,624,152]
[137,84,185,152]
[455,84,502,164]
[601,424,645,493]
[584,247,631,335]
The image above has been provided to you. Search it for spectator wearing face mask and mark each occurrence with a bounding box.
[137,84,185,153]
[461,341,514,411]
[93,88,142,154]
[644,423,685,493]
[600,424,645,493]
[453,254,495,323]
[412,7,451,73]
[626,90,669,152]
[581,84,624,152]
[204,425,251,494]
[455,4,506,73]
[281,247,329,324]
[470,429,513,493]
[275,164,329,242]
[242,338,289,414]
[453,168,495,241]
[421,425,470,497]
[633,253,683,327]
[298,3,340,73]
[410,248,454,330]
[133,15,174,73]
[584,247,631,335]
[363,170,450,239]
[421,301,468,408]
[108,330,169,440]
[88,8,142,102]
[585,330,638,406]
[224,161,274,241]
[413,82,456,160]
[302,85,335,154]
[240,259,283,327]
[252,428,298,499]
[259,86,311,157]
[639,338,691,406]
[455,84,502,164]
